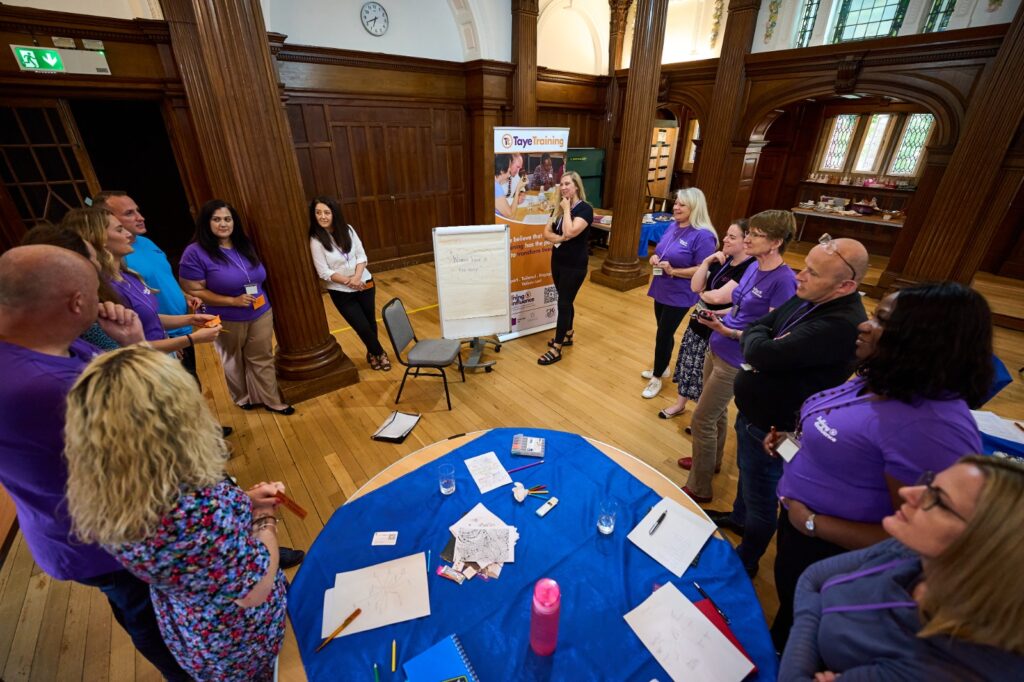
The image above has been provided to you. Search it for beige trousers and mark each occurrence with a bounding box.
[684,350,740,498]
[215,309,283,408]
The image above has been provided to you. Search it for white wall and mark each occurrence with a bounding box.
[537,0,608,75]
[622,0,726,69]
[752,0,1021,53]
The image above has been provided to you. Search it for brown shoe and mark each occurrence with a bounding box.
[367,352,381,370]
[377,352,392,371]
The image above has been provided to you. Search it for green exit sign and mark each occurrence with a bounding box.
[10,45,64,72]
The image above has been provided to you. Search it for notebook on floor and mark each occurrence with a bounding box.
[403,633,480,682]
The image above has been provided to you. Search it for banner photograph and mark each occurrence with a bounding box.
[493,127,569,340]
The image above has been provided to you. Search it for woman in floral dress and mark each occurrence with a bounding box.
[64,346,287,681]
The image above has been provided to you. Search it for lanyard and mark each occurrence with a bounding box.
[555,200,580,235]
[733,265,779,316]
[222,247,254,285]
[655,224,689,261]
[774,301,819,338]
[820,558,919,614]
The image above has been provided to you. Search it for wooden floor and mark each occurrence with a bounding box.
[1,251,1022,681]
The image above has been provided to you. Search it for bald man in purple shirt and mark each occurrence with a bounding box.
[0,245,190,681]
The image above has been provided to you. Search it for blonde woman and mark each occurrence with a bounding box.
[537,171,594,365]
[64,207,220,354]
[65,346,287,681]
[780,456,1024,680]
[641,187,719,398]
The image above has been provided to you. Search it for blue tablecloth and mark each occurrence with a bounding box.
[288,428,778,681]
[638,214,672,257]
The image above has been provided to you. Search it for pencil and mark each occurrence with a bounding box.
[314,607,362,653]
[391,639,396,672]
[374,662,380,682]
[274,491,308,519]
[507,460,544,474]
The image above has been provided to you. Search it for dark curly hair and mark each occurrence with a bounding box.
[193,199,260,266]
[307,195,353,254]
[857,281,993,408]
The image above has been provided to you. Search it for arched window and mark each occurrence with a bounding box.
[831,0,910,43]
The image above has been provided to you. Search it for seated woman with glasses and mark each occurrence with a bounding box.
[780,456,1024,681]
[767,281,993,649]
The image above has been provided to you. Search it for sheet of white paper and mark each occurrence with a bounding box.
[464,451,513,494]
[372,411,420,440]
[449,503,517,562]
[434,234,508,319]
[321,553,430,638]
[972,410,1024,445]
[453,526,511,565]
[624,583,754,682]
[627,498,715,578]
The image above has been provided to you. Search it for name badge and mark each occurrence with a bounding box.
[245,284,258,296]
[776,434,801,462]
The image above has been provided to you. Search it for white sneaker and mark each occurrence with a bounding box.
[642,378,663,398]
[641,368,671,379]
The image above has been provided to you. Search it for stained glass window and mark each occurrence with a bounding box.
[888,113,934,176]
[831,0,910,43]
[853,114,893,172]
[795,0,822,48]
[820,114,860,171]
[923,0,956,33]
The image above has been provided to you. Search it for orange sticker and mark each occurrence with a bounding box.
[204,315,222,328]
[252,294,266,309]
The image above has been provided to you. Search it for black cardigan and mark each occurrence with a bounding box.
[733,291,868,432]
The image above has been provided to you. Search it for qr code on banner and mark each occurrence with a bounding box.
[543,286,559,304]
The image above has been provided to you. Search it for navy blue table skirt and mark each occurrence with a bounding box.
[288,428,778,680]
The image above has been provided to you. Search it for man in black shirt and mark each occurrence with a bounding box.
[709,236,869,577]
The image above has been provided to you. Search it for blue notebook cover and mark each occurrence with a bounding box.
[403,634,480,682]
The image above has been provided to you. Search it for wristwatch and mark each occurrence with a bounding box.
[805,513,817,536]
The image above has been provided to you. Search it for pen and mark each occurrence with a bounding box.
[315,607,362,652]
[374,662,380,682]
[649,510,667,535]
[391,639,396,673]
[426,550,431,572]
[693,582,730,624]
[274,491,308,519]
[1015,421,1024,435]
[507,460,544,474]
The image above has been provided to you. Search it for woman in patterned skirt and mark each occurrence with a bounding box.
[64,346,287,681]
[662,221,753,454]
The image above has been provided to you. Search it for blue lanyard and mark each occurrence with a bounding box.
[820,558,919,614]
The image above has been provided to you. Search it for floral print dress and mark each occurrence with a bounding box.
[110,480,287,681]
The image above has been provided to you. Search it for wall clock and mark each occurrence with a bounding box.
[360,2,389,37]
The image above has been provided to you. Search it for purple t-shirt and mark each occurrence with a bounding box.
[0,340,121,581]
[179,243,270,322]
[647,224,718,308]
[709,263,797,367]
[110,271,165,342]
[777,376,982,522]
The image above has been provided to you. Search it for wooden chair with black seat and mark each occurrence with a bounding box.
[382,298,466,411]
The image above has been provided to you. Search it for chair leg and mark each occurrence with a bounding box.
[440,368,451,410]
[395,367,411,404]
[458,354,465,382]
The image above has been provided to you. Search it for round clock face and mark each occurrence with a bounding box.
[360,2,389,37]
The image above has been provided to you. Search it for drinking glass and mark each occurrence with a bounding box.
[597,499,618,535]
[438,463,456,496]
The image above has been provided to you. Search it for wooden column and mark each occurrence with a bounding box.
[591,0,670,291]
[694,0,763,232]
[465,62,514,225]
[599,0,633,213]
[897,2,1024,284]
[511,0,539,127]
[161,0,355,403]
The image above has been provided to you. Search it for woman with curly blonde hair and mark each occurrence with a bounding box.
[65,346,287,681]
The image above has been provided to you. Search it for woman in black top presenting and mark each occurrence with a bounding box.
[538,171,593,366]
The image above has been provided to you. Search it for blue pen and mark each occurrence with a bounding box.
[426,550,431,572]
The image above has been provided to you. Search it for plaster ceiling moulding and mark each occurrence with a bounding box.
[461,23,481,59]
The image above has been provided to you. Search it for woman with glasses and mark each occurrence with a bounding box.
[768,281,993,649]
[780,456,1024,680]
[681,210,797,503]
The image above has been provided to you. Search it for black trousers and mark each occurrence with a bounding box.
[328,286,384,356]
[77,569,192,680]
[652,301,689,376]
[179,343,199,387]
[551,261,587,344]
[770,507,846,650]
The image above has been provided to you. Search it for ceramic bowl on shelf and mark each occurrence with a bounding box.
[851,203,877,216]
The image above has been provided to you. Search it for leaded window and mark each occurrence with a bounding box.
[795,0,822,48]
[922,0,956,33]
[831,0,910,43]
[819,114,860,171]
[888,113,934,176]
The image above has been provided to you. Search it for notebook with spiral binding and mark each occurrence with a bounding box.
[403,633,480,682]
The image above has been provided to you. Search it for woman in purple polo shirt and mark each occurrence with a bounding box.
[768,281,993,649]
[179,200,294,415]
[680,210,797,504]
[640,187,718,399]
[67,207,221,354]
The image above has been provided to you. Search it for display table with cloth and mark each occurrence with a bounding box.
[288,428,777,680]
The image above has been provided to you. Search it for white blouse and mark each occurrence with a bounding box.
[309,225,373,293]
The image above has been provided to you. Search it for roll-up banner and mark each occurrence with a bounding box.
[493,127,570,342]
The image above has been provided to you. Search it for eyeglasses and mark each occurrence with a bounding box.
[818,233,857,280]
[747,230,767,239]
[914,471,968,523]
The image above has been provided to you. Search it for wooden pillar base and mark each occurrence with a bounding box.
[278,354,358,404]
[590,259,649,291]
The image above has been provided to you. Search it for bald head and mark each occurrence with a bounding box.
[832,238,869,284]
[0,245,98,322]
[796,238,870,304]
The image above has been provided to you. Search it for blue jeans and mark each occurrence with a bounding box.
[78,569,191,681]
[731,412,785,575]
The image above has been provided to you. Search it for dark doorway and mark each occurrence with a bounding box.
[70,99,195,267]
